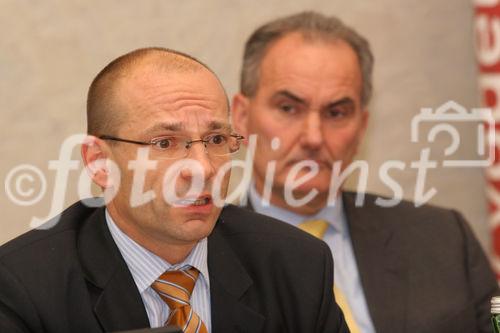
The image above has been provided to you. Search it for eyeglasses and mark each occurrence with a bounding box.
[99,133,244,159]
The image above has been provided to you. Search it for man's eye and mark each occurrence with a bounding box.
[326,110,342,118]
[279,104,296,114]
[152,138,174,150]
[325,108,347,119]
[207,134,227,145]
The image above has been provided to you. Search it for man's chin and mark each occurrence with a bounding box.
[282,179,331,195]
[179,219,216,240]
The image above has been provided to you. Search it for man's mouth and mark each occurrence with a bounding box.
[175,196,212,206]
[287,159,332,168]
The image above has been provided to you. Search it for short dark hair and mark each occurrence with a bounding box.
[86,47,225,135]
[240,11,374,106]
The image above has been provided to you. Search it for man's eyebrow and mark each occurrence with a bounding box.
[324,97,355,109]
[273,90,307,105]
[207,121,231,132]
[145,122,184,133]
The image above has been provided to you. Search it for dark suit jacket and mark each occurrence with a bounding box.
[246,191,499,333]
[0,201,348,333]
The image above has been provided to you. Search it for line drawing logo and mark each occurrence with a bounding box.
[411,100,495,167]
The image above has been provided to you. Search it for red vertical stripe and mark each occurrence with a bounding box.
[476,0,500,279]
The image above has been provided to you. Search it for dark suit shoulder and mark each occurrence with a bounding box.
[343,191,497,333]
[0,201,100,263]
[0,201,121,333]
[343,191,468,232]
[216,204,332,273]
[342,190,487,280]
[219,204,327,245]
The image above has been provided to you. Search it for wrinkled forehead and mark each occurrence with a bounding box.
[116,66,230,135]
[144,113,232,136]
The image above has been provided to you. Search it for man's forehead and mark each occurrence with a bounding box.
[126,65,213,89]
[256,34,362,100]
[264,36,358,70]
[116,66,227,113]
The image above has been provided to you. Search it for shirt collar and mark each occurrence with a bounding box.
[105,209,209,293]
[248,183,345,234]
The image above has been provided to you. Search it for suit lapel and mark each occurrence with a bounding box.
[343,192,408,333]
[243,200,254,212]
[78,207,150,332]
[208,216,265,333]
[245,191,409,331]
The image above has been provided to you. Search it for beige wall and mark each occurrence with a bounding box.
[1,0,488,252]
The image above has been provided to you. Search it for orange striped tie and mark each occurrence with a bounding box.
[151,267,208,333]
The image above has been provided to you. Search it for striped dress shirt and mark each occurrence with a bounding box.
[105,210,212,331]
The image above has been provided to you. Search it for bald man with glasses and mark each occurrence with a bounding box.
[0,48,349,333]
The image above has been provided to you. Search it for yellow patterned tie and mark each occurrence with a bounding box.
[298,220,361,333]
[151,267,208,333]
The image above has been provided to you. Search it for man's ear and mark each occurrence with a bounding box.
[231,93,251,139]
[81,136,112,189]
[360,108,369,139]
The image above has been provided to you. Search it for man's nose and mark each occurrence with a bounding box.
[180,143,216,181]
[300,112,323,149]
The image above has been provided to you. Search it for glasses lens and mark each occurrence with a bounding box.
[150,136,187,159]
[209,136,241,156]
[149,135,242,159]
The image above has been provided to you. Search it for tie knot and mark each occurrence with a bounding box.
[151,267,199,309]
[298,219,329,239]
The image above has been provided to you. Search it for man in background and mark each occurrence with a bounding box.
[0,47,348,333]
[231,11,499,333]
